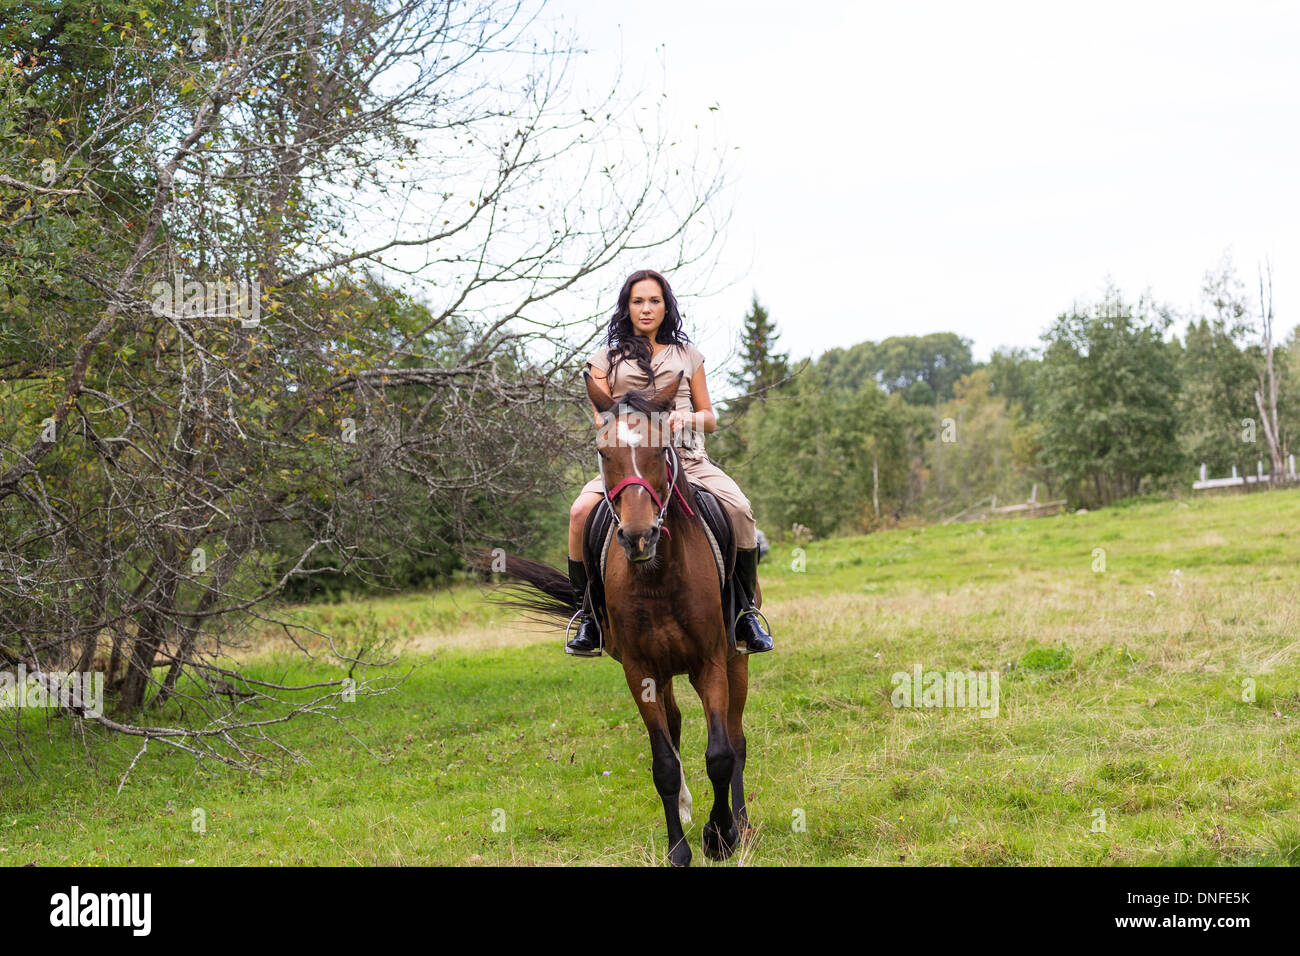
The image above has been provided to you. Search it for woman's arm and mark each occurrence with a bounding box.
[588,363,610,426]
[685,364,716,433]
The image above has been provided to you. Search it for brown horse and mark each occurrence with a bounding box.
[493,370,752,866]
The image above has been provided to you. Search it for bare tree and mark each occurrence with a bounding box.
[1253,261,1285,483]
[0,0,728,772]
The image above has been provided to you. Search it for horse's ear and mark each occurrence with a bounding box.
[584,370,615,413]
[651,370,682,411]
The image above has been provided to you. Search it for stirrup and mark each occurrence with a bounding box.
[733,606,773,655]
[564,609,603,657]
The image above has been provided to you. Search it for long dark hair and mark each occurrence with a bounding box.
[603,269,692,385]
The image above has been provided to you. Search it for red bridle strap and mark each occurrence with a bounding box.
[671,473,695,518]
[602,447,695,530]
[605,475,664,513]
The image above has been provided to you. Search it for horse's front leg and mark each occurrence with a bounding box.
[691,659,739,860]
[662,679,692,826]
[726,653,750,830]
[624,663,691,867]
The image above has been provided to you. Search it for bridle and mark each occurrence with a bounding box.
[600,441,695,540]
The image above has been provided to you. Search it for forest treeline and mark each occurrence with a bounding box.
[260,262,1299,596]
[712,262,1299,539]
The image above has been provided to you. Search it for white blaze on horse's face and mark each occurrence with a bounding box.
[617,418,642,448]
[598,413,646,501]
[621,417,648,509]
[598,409,674,562]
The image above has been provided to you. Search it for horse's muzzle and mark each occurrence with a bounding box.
[617,525,661,563]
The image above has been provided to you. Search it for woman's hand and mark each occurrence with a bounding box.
[665,409,692,440]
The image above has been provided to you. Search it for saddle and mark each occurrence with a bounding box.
[582,482,745,652]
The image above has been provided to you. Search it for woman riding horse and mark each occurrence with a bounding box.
[565,268,774,657]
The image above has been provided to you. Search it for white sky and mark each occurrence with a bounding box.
[546,0,1300,374]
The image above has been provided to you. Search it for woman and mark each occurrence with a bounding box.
[565,268,774,657]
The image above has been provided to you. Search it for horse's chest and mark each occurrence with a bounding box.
[605,593,696,658]
[609,596,686,635]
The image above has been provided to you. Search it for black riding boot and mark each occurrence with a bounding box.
[564,558,603,657]
[733,547,774,654]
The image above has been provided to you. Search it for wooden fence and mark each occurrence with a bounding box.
[944,485,1067,524]
[1192,455,1298,491]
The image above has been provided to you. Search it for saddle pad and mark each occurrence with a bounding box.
[598,517,615,584]
[691,486,736,584]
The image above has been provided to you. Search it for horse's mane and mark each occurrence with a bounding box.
[611,385,672,416]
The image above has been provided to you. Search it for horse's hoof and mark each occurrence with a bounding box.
[668,841,692,867]
[702,821,739,860]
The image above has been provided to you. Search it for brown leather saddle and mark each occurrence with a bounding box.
[582,482,743,651]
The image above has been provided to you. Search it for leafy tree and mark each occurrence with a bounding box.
[0,0,726,762]
[924,369,1036,516]
[1281,324,1300,462]
[985,346,1041,419]
[818,333,974,404]
[1185,260,1256,475]
[1175,258,1299,482]
[745,374,906,537]
[1037,289,1181,506]
[1178,318,1260,479]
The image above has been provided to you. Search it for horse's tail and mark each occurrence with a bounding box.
[468,549,578,626]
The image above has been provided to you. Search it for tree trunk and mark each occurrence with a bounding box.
[1257,263,1285,483]
[872,449,879,519]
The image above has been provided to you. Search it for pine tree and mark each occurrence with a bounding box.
[727,295,791,416]
[712,295,791,471]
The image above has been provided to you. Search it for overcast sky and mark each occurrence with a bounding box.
[546,0,1300,373]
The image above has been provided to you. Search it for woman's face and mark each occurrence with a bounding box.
[629,278,666,339]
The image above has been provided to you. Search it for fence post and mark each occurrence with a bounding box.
[1199,462,1207,483]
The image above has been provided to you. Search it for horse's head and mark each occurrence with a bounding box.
[585,369,683,564]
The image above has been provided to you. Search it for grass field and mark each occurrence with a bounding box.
[4,489,1299,866]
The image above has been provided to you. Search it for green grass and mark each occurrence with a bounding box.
[4,488,1300,865]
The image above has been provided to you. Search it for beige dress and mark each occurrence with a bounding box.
[578,342,758,549]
